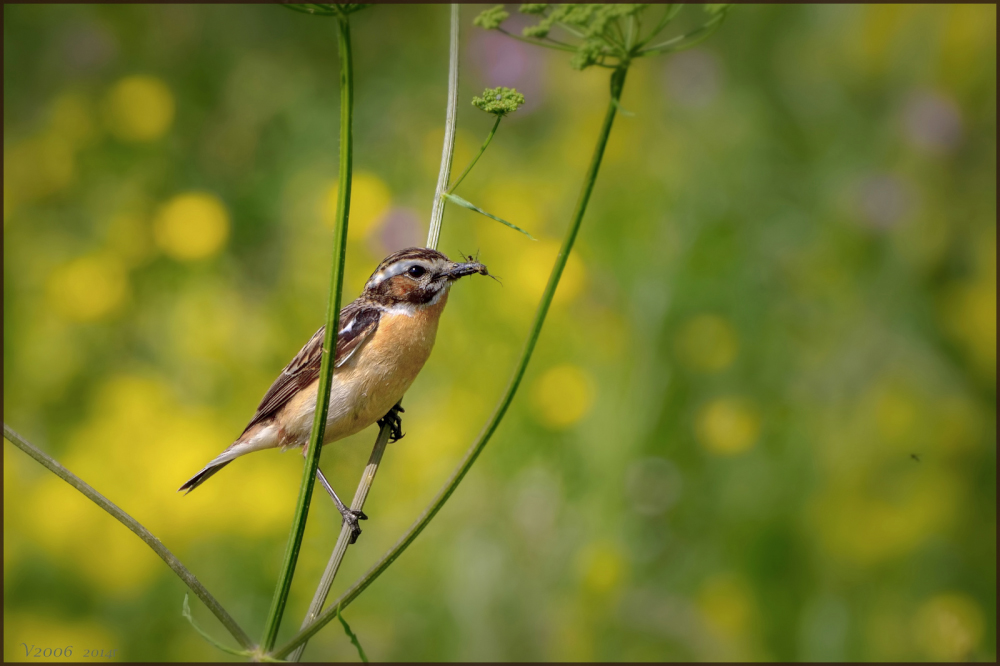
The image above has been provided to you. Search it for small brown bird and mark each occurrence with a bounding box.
[179,247,489,541]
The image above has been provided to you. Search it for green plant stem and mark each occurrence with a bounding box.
[3,424,254,651]
[259,14,354,653]
[445,115,501,196]
[427,3,461,249]
[271,64,630,660]
[291,4,460,660]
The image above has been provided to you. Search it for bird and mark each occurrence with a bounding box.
[178,247,490,542]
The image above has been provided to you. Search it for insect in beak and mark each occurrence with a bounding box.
[441,260,490,281]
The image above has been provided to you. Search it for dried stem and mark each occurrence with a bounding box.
[288,425,392,661]
[426,3,461,250]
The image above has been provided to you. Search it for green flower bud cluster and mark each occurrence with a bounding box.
[473,5,510,30]
[472,87,526,116]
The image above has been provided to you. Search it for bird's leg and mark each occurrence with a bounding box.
[377,401,405,443]
[316,466,367,544]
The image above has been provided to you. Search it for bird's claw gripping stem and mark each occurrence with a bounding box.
[341,507,367,545]
[378,402,405,442]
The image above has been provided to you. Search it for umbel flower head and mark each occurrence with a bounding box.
[472,87,526,117]
[282,3,371,17]
[475,3,732,71]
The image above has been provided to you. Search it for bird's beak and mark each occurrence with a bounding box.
[441,260,489,281]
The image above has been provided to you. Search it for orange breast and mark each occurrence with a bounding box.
[325,293,449,441]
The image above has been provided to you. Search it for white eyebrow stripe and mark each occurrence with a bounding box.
[369,260,426,286]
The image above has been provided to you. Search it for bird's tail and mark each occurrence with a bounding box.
[179,422,278,494]
[178,459,233,494]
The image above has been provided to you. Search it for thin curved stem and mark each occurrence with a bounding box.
[553,21,586,39]
[427,3,461,249]
[260,14,354,653]
[271,64,630,661]
[445,115,502,196]
[634,3,681,50]
[3,424,254,651]
[639,13,728,56]
[542,35,577,49]
[497,27,576,52]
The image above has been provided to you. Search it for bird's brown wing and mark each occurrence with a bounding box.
[241,301,381,433]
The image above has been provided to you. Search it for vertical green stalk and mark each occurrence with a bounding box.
[272,64,629,660]
[260,15,354,653]
[291,6,461,660]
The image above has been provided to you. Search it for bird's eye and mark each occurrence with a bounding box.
[407,265,426,278]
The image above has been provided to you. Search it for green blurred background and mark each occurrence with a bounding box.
[4,4,996,662]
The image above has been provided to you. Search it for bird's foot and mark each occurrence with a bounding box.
[339,507,368,545]
[378,402,405,443]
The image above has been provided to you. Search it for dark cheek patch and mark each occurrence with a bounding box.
[386,276,438,304]
[410,288,437,304]
[368,275,438,306]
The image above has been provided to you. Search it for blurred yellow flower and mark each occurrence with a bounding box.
[696,397,760,455]
[577,540,626,595]
[938,277,996,379]
[27,475,106,570]
[421,127,475,179]
[78,521,162,595]
[933,395,981,453]
[323,171,391,240]
[941,5,997,90]
[46,254,129,322]
[153,192,230,260]
[531,363,596,430]
[812,471,959,566]
[914,593,984,661]
[698,572,756,640]
[508,240,585,307]
[675,314,739,373]
[874,386,918,443]
[103,75,175,142]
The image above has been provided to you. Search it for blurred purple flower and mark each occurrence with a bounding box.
[855,173,916,231]
[58,22,118,76]
[663,49,723,109]
[372,207,425,256]
[902,89,963,155]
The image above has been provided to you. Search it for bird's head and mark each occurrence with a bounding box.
[363,247,489,309]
